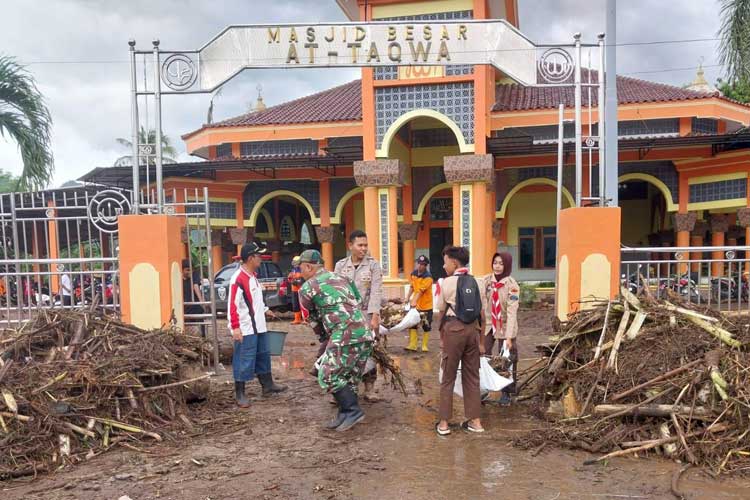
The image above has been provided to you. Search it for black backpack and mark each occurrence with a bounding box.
[449,274,482,325]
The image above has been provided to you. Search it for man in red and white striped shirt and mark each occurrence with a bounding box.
[229,242,287,407]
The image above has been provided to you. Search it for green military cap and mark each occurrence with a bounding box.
[299,249,324,265]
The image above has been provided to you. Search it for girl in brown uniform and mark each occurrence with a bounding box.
[482,252,520,406]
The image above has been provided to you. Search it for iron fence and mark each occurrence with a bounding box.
[621,245,750,313]
[0,186,220,370]
[0,188,122,326]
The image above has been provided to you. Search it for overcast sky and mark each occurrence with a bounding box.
[0,0,726,187]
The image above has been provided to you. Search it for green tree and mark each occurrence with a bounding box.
[114,126,178,166]
[0,168,20,193]
[716,77,750,103]
[0,55,54,190]
[718,0,750,83]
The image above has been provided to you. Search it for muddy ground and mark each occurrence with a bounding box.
[3,309,750,500]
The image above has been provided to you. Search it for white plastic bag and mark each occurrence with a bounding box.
[479,357,513,393]
[439,361,464,398]
[387,307,421,333]
[378,325,389,336]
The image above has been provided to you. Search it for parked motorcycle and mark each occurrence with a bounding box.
[657,273,702,303]
[710,273,749,302]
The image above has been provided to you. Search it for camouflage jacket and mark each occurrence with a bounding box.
[299,269,374,346]
[334,254,383,315]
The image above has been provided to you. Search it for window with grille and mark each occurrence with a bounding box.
[279,217,295,241]
[519,227,556,269]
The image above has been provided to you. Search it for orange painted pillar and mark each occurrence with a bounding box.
[556,207,622,320]
[119,214,186,330]
[318,179,334,272]
[387,186,399,277]
[403,240,415,275]
[712,231,725,277]
[47,201,60,293]
[363,186,380,261]
[211,245,223,274]
[710,215,729,277]
[235,196,244,255]
[690,235,703,272]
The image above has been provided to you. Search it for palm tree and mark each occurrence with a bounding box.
[718,0,750,83]
[0,55,54,190]
[114,126,178,166]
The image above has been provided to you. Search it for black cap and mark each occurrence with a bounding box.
[239,241,267,261]
[416,255,430,265]
[181,258,191,269]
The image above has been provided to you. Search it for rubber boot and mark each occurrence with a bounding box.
[405,329,418,351]
[335,385,365,432]
[291,312,303,325]
[325,390,347,429]
[234,381,250,408]
[421,332,430,352]
[258,372,288,397]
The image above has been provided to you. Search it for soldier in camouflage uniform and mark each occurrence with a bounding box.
[334,230,383,401]
[298,249,374,432]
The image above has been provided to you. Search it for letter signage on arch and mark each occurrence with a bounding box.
[157,20,554,92]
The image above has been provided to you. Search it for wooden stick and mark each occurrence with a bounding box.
[610,359,702,402]
[579,360,605,418]
[0,411,33,422]
[682,315,742,348]
[135,373,213,393]
[593,301,612,360]
[607,306,631,371]
[671,413,697,464]
[625,310,647,340]
[584,423,730,465]
[594,403,710,419]
[659,302,718,323]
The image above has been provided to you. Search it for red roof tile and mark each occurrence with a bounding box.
[208,80,361,129]
[187,73,744,136]
[492,70,728,112]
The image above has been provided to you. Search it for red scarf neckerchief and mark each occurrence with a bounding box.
[453,267,469,276]
[490,277,505,331]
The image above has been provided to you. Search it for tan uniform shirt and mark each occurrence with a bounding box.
[435,275,459,317]
[481,274,520,339]
[334,254,383,315]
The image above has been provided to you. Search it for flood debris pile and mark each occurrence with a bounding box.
[0,310,213,480]
[379,300,407,330]
[519,289,750,474]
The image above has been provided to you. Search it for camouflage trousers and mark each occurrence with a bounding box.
[318,341,374,393]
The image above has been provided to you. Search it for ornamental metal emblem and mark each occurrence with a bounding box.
[538,47,574,84]
[87,190,131,234]
[161,54,197,91]
[45,208,55,219]
[218,287,227,301]
[585,137,597,148]
[138,144,155,156]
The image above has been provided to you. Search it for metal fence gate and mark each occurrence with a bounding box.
[0,188,121,326]
[621,245,750,313]
[0,187,219,364]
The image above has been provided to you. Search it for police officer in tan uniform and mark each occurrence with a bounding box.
[334,229,383,401]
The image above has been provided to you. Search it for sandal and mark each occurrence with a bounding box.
[435,423,451,436]
[461,421,485,433]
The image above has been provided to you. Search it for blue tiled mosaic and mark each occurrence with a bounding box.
[375,82,474,150]
[379,192,390,274]
[461,189,471,247]
[689,178,747,203]
[373,11,473,81]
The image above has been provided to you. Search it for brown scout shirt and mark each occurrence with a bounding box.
[334,254,383,315]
